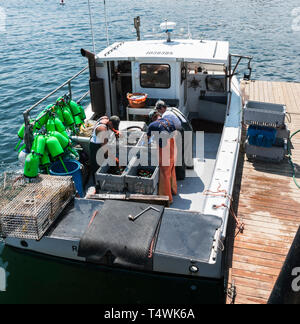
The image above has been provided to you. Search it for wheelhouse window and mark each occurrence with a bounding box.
[140,64,171,89]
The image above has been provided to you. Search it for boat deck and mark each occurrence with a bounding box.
[172,133,221,211]
[226,80,300,304]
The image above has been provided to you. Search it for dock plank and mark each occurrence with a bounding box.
[232,254,284,270]
[234,294,267,305]
[234,233,292,250]
[232,260,281,277]
[232,267,278,284]
[233,247,287,262]
[226,80,300,304]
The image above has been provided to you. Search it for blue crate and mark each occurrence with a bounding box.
[247,126,277,148]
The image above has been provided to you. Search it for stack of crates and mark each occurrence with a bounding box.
[96,130,159,193]
[95,162,130,193]
[244,101,289,162]
[125,156,159,195]
[95,130,145,192]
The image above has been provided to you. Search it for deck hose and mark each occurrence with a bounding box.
[287,130,300,189]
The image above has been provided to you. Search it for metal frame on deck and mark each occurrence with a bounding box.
[227,54,253,115]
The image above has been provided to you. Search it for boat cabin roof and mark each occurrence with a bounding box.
[96,39,229,65]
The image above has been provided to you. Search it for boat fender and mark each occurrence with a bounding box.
[46,117,56,132]
[54,105,65,123]
[40,150,51,174]
[79,104,86,121]
[68,100,81,117]
[46,136,64,158]
[54,117,66,133]
[32,135,46,156]
[50,131,70,149]
[36,107,51,129]
[18,149,29,165]
[24,153,40,178]
[18,144,26,154]
[74,115,83,127]
[60,130,70,139]
[62,106,75,127]
[15,124,25,151]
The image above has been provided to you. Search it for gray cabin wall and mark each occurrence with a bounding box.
[186,73,227,124]
[96,62,114,117]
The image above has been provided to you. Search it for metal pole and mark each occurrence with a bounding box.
[23,111,33,152]
[226,55,232,116]
[134,16,141,41]
[232,57,242,77]
[87,0,96,53]
[68,81,72,100]
[103,0,110,46]
[77,90,90,105]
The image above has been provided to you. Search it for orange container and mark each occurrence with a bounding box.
[127,93,148,108]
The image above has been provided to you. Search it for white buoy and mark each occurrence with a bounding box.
[18,150,29,166]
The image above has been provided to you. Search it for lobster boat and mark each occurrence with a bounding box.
[0,20,254,303]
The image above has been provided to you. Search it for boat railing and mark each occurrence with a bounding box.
[227,54,253,115]
[22,66,89,151]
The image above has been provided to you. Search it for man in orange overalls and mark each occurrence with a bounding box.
[147,111,177,204]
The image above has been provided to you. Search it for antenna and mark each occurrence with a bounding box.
[187,18,192,39]
[103,0,110,46]
[160,20,176,43]
[87,0,96,53]
[134,16,141,41]
[200,32,205,43]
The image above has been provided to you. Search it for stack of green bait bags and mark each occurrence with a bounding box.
[16,96,86,178]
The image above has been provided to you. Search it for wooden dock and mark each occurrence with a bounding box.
[226,80,300,304]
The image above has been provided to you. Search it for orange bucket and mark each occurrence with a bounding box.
[127,93,148,108]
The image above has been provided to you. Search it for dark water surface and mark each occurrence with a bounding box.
[0,0,299,303]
